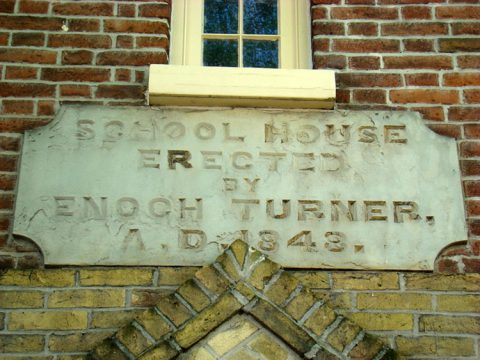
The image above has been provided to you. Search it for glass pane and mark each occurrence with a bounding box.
[243,40,278,68]
[204,0,238,34]
[244,0,277,35]
[203,40,238,67]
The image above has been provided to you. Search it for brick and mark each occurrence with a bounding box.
[0,15,63,31]
[349,56,380,70]
[396,336,475,356]
[116,35,133,48]
[440,38,480,52]
[248,299,316,354]
[402,6,431,19]
[463,258,480,272]
[194,265,230,295]
[0,174,16,191]
[37,100,55,116]
[349,313,413,331]
[0,135,20,151]
[311,6,327,19]
[104,19,168,34]
[0,194,13,209]
[140,343,178,360]
[136,36,169,49]
[0,83,55,97]
[336,73,401,88]
[463,160,480,176]
[48,331,114,352]
[249,332,288,360]
[332,272,399,290]
[304,304,337,336]
[315,291,351,309]
[9,311,88,330]
[118,4,136,17]
[48,289,125,308]
[403,39,434,52]
[136,308,171,340]
[465,90,480,103]
[91,309,143,329]
[327,320,361,352]
[404,273,480,291]
[290,271,329,289]
[42,68,110,83]
[0,291,44,308]
[60,85,91,97]
[139,3,170,18]
[5,66,37,80]
[465,180,480,196]
[390,89,458,104]
[53,2,113,16]
[0,269,75,287]
[155,267,197,285]
[353,89,386,104]
[444,73,480,86]
[384,56,451,70]
[0,48,56,64]
[313,38,329,52]
[452,23,480,35]
[0,255,15,267]
[382,23,447,36]
[62,50,94,65]
[156,294,192,326]
[437,294,480,312]
[313,22,345,35]
[131,289,173,307]
[405,73,438,86]
[0,0,14,13]
[79,268,154,286]
[0,335,44,353]
[413,107,444,122]
[97,51,167,66]
[11,32,45,46]
[0,32,8,45]
[436,6,480,19]
[331,7,398,20]
[348,22,377,36]
[357,292,432,310]
[2,100,34,115]
[333,39,399,52]
[436,258,460,273]
[48,34,111,49]
[420,315,480,333]
[462,143,480,158]
[348,334,384,360]
[0,118,51,132]
[116,324,154,357]
[19,0,49,14]
[230,240,249,269]
[248,259,281,290]
[314,55,346,69]
[174,293,243,348]
[265,273,299,305]
[91,338,129,360]
[449,107,480,121]
[67,19,100,32]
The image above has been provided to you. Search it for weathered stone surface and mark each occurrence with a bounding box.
[14,106,467,269]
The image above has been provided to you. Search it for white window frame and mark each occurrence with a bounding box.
[169,0,312,69]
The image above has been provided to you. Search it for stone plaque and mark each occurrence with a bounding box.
[14,106,467,269]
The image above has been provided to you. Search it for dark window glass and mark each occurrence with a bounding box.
[203,40,239,67]
[204,0,238,34]
[243,40,278,68]
[244,0,277,35]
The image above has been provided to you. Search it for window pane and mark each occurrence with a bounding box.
[244,0,277,35]
[243,40,278,68]
[204,0,238,34]
[203,40,238,67]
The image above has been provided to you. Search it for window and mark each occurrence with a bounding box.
[170,0,312,69]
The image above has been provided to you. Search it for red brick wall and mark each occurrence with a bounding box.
[0,0,479,272]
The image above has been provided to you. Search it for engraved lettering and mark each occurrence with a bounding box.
[364,201,387,221]
[122,228,145,250]
[258,230,279,252]
[76,120,95,140]
[164,122,185,139]
[287,231,315,251]
[266,199,290,219]
[83,197,107,220]
[232,199,260,220]
[168,150,192,169]
[385,125,407,144]
[358,126,378,143]
[223,178,238,191]
[298,200,324,220]
[296,124,320,144]
[116,197,139,218]
[179,198,203,220]
[243,178,260,192]
[195,122,215,140]
[179,229,206,249]
[131,120,155,141]
[320,152,343,172]
[331,200,358,222]
[393,201,420,223]
[148,198,171,218]
[201,151,222,170]
[138,149,160,168]
[293,153,315,171]
[54,196,75,216]
[104,121,124,142]
[324,231,345,252]
[265,123,288,143]
[232,152,252,170]
[325,124,350,146]
[259,152,286,171]
[223,123,245,142]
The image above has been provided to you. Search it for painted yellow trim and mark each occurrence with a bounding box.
[148,65,335,109]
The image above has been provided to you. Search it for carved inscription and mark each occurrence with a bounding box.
[14,107,467,269]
